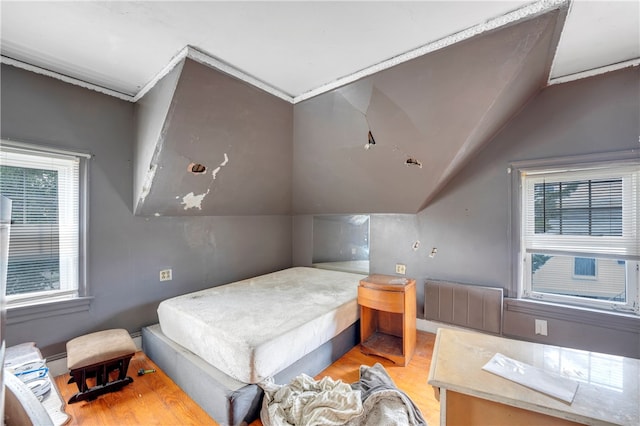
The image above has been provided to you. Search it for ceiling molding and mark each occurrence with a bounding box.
[185,47,294,103]
[547,58,640,86]
[292,0,568,103]
[131,46,189,103]
[132,45,295,104]
[0,55,135,102]
[2,0,574,105]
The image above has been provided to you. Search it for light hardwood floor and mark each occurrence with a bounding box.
[55,331,440,425]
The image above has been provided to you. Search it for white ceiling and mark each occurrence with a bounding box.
[1,1,638,102]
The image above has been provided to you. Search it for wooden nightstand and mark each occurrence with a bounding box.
[358,274,416,366]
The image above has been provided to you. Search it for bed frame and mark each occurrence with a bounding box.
[142,321,359,426]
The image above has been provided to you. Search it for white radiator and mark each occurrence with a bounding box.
[424,280,503,334]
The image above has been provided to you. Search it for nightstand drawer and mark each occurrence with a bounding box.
[358,286,404,313]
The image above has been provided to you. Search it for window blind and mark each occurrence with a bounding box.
[523,163,639,260]
[0,146,79,299]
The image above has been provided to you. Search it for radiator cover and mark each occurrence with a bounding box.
[424,280,503,334]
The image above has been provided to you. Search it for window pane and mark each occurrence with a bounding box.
[6,256,59,295]
[2,142,84,305]
[574,257,595,277]
[1,165,62,297]
[534,179,622,236]
[0,166,59,224]
[531,253,626,302]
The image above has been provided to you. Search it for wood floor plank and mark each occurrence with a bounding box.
[54,351,216,425]
[249,331,439,426]
[314,331,440,426]
[55,331,440,425]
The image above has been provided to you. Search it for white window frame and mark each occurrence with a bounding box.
[1,140,90,308]
[513,151,639,315]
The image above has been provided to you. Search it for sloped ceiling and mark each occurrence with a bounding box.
[134,59,292,216]
[134,7,566,216]
[293,8,564,214]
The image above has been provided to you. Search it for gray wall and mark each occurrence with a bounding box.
[2,64,638,360]
[1,65,292,356]
[417,67,639,357]
[133,60,184,213]
[135,59,293,216]
[294,67,640,358]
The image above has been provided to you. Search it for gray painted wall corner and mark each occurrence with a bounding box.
[1,65,293,357]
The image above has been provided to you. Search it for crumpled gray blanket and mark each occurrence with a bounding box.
[260,363,427,426]
[352,363,427,425]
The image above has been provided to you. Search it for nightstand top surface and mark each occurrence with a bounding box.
[360,274,415,291]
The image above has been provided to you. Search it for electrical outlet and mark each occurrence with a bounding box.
[159,269,172,281]
[535,319,548,336]
[395,263,406,275]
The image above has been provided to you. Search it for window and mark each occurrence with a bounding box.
[573,257,596,278]
[518,155,639,314]
[0,141,89,307]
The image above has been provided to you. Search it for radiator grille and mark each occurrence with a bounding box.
[424,280,503,334]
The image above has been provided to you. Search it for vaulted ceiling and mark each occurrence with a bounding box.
[2,1,638,216]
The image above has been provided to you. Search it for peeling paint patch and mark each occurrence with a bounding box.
[211,166,221,179]
[179,153,229,210]
[139,163,158,204]
[181,190,210,210]
[212,153,229,180]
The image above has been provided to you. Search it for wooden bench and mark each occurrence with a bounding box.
[66,329,136,404]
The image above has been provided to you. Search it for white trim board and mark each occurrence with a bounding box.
[1,0,575,105]
[548,58,640,86]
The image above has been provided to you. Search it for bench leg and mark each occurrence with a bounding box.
[67,354,134,404]
[68,376,133,403]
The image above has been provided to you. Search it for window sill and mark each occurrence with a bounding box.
[6,297,93,325]
[505,298,639,333]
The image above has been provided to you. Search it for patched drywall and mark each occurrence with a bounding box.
[134,58,292,216]
[292,9,565,214]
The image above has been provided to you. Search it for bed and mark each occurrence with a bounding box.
[142,266,367,425]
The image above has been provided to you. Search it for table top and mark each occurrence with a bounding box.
[428,328,639,426]
[360,274,415,291]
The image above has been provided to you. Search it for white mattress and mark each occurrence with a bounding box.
[157,267,366,384]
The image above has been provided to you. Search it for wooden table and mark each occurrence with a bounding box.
[358,274,416,366]
[428,328,639,426]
